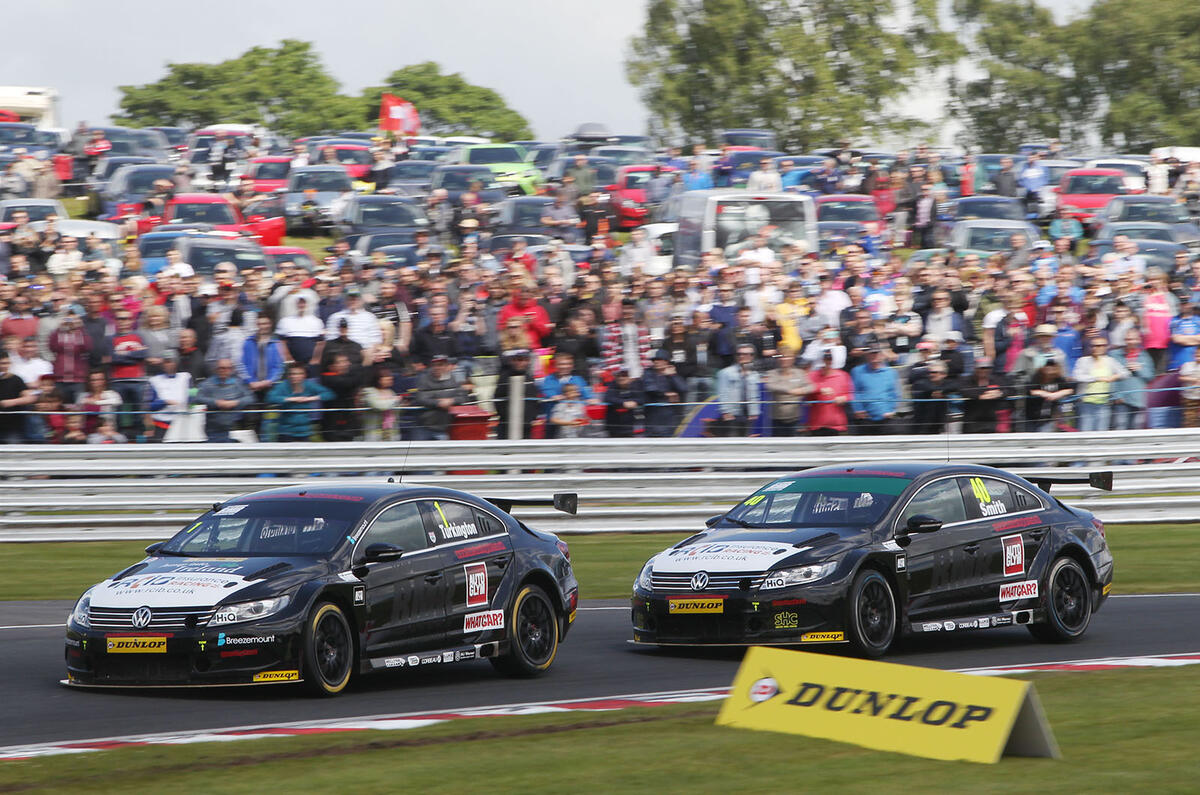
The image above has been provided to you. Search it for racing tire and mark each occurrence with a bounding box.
[302,601,354,696]
[1028,557,1092,643]
[845,569,897,658]
[490,584,560,677]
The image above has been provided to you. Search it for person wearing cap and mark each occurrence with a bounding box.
[196,358,252,443]
[145,350,192,442]
[324,288,382,351]
[642,349,687,437]
[1014,323,1069,388]
[602,367,644,438]
[961,356,1011,434]
[910,358,957,434]
[807,348,852,435]
[413,354,470,441]
[715,344,762,436]
[850,345,899,434]
[498,282,552,349]
[538,352,596,438]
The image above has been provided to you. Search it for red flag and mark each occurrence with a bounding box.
[378,93,419,135]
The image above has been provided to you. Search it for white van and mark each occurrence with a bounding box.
[672,190,817,268]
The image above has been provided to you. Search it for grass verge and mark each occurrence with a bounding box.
[3,523,1196,602]
[282,235,335,261]
[2,666,1199,790]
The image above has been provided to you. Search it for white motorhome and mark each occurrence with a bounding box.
[0,86,59,127]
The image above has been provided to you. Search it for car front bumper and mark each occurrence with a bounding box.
[630,585,847,646]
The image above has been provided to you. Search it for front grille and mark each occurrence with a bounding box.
[650,571,766,592]
[93,656,192,683]
[89,606,214,631]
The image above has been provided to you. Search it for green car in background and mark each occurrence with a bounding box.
[443,143,541,195]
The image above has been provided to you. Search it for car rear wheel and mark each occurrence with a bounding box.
[302,601,354,696]
[491,584,559,677]
[845,569,896,658]
[1029,557,1092,642]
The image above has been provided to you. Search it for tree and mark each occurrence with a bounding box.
[625,0,960,151]
[113,40,362,138]
[363,63,533,141]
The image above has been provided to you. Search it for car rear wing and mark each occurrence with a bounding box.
[1026,471,1113,493]
[485,493,578,516]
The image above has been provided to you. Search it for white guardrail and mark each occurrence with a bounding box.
[1,429,1199,541]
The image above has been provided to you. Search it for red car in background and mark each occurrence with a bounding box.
[153,193,285,246]
[815,193,885,237]
[608,165,677,229]
[1055,168,1128,227]
[314,144,373,179]
[243,156,292,193]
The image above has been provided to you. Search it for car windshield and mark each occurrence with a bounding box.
[529,147,558,168]
[436,169,494,190]
[466,146,523,165]
[725,476,908,527]
[818,201,879,222]
[122,168,175,195]
[362,232,417,251]
[724,132,776,148]
[158,500,361,556]
[359,202,424,226]
[1113,226,1173,241]
[506,201,552,226]
[1118,203,1186,223]
[2,204,57,222]
[132,130,164,149]
[965,227,1025,250]
[715,198,811,252]
[101,160,141,180]
[186,245,266,275]
[957,200,1024,221]
[1066,175,1122,194]
[291,171,351,192]
[138,236,179,258]
[0,126,35,144]
[155,128,187,145]
[254,161,290,179]
[593,148,650,166]
[171,202,237,225]
[622,171,653,188]
[391,161,436,180]
[1094,162,1144,177]
[324,148,371,165]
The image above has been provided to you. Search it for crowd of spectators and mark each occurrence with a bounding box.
[2,136,1200,443]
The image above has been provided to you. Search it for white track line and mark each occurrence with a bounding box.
[0,624,61,631]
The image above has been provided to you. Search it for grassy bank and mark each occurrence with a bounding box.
[3,666,1199,790]
[4,523,1196,602]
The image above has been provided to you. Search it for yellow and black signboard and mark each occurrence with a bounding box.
[106,637,167,654]
[716,647,1059,763]
[667,598,725,614]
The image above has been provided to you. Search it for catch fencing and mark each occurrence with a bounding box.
[1,429,1198,540]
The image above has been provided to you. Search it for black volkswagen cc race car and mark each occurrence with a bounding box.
[632,463,1113,656]
[65,484,579,695]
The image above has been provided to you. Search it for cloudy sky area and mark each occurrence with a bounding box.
[5,0,1091,139]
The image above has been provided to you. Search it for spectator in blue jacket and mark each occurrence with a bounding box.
[241,315,287,430]
[539,352,594,438]
[850,346,899,434]
[267,363,335,442]
[682,160,713,192]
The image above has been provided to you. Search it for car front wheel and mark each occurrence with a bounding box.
[302,601,354,696]
[845,569,896,658]
[1029,557,1093,642]
[491,584,560,677]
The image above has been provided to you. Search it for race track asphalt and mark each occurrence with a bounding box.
[2,594,1197,748]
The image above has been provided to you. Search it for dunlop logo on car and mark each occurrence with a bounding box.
[252,670,300,682]
[801,631,844,643]
[106,636,167,653]
[667,598,725,614]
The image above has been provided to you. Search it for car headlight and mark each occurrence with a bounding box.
[209,595,291,626]
[760,561,838,590]
[636,561,654,591]
[69,588,94,627]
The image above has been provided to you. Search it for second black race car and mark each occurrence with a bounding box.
[631,462,1113,656]
[66,484,579,695]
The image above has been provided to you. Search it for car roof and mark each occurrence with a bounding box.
[251,156,291,163]
[225,483,492,505]
[959,195,1020,202]
[1110,194,1173,203]
[292,165,347,173]
[786,462,1012,479]
[817,193,874,202]
[178,236,258,250]
[435,164,494,171]
[0,198,58,207]
[262,246,309,254]
[953,218,1034,228]
[1064,168,1125,176]
[1106,221,1172,229]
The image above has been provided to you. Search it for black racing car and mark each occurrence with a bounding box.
[65,484,579,695]
[631,463,1113,656]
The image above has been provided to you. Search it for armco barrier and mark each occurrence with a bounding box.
[0,429,1198,540]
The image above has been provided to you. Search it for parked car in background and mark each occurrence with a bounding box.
[159,193,284,246]
[263,245,319,273]
[243,156,292,193]
[175,234,269,277]
[332,194,428,248]
[387,159,438,197]
[442,144,540,195]
[946,218,1046,252]
[283,166,353,234]
[428,164,508,206]
[1090,195,1200,243]
[608,165,677,230]
[1056,169,1127,226]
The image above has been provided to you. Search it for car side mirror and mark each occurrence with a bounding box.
[907,515,942,534]
[363,542,404,563]
[144,541,165,555]
[704,515,722,528]
[247,214,265,223]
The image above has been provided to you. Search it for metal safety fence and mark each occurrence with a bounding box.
[1,429,1198,540]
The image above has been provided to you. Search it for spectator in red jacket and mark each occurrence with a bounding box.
[807,350,853,435]
[497,283,551,348]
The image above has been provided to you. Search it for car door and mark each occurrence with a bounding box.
[893,477,975,624]
[242,197,286,246]
[959,475,1051,610]
[432,503,516,644]
[354,500,449,658]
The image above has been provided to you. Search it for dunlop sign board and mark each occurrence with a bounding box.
[716,647,1059,763]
